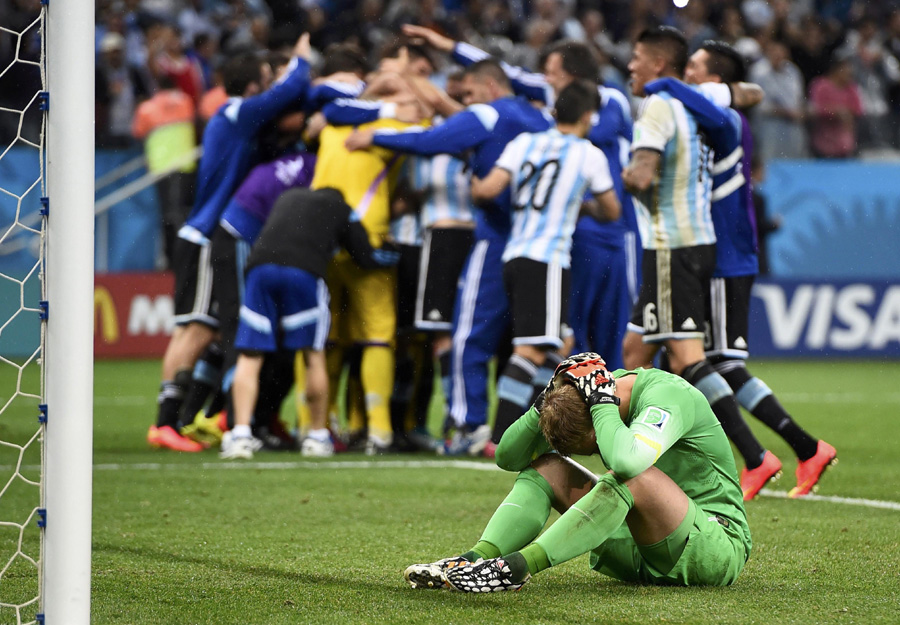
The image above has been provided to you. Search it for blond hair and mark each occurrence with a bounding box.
[539,383,592,456]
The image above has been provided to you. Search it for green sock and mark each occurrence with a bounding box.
[520,542,551,574]
[503,544,550,582]
[535,472,634,566]
[470,468,553,557]
[463,541,500,562]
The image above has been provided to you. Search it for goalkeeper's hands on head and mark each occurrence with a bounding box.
[555,353,620,409]
[535,352,620,413]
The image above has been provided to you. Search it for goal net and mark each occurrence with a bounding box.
[1,4,94,624]
[0,8,46,624]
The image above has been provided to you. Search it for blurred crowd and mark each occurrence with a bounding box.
[3,0,900,158]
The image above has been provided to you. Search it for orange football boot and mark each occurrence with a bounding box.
[740,451,782,501]
[789,441,837,498]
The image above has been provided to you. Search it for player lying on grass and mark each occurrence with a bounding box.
[404,352,751,592]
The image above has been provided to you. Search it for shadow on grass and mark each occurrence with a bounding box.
[92,541,634,605]
[92,541,743,611]
[92,541,405,592]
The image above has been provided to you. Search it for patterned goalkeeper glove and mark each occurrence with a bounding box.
[558,355,620,408]
[552,352,604,379]
[536,352,610,413]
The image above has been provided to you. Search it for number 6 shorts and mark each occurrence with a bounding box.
[628,244,716,343]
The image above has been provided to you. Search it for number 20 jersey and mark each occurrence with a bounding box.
[496,128,613,268]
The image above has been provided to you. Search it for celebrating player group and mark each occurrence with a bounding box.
[146,21,838,591]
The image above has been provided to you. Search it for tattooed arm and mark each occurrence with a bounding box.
[622,148,661,194]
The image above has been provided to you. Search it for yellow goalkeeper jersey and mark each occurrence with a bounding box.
[312,118,420,246]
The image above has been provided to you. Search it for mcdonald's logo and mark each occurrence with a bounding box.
[94,286,119,344]
[94,272,174,357]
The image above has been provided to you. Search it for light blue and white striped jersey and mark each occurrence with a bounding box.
[496,128,613,268]
[372,96,552,242]
[407,154,475,228]
[631,92,715,250]
[390,212,422,246]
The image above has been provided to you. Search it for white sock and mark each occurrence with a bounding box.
[308,428,330,442]
[232,424,252,439]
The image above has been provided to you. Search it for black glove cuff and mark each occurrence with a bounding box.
[590,394,621,407]
[533,389,547,413]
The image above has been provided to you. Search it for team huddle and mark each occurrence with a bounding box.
[146,22,838,589]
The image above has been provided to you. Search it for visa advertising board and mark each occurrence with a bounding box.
[3,274,898,359]
[749,279,900,357]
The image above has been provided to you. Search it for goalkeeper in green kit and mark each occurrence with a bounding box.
[405,353,751,592]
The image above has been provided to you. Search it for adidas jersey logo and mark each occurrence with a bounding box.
[681,317,698,331]
[734,336,748,349]
[427,309,443,321]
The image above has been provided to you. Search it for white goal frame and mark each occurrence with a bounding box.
[42,2,94,623]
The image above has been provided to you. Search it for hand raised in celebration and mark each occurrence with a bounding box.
[401,24,456,52]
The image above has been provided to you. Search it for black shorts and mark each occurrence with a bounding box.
[395,243,422,332]
[155,171,195,227]
[704,275,754,359]
[503,257,570,349]
[628,244,716,343]
[173,236,218,328]
[414,227,475,332]
[210,226,251,361]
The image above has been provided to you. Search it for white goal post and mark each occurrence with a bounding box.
[42,1,95,623]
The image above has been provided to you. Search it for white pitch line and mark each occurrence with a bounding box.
[94,459,505,472]
[4,459,503,474]
[4,458,898,512]
[7,389,900,407]
[758,488,900,511]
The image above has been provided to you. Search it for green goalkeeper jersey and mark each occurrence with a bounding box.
[495,367,751,554]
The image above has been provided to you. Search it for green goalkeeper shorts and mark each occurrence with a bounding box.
[589,498,748,586]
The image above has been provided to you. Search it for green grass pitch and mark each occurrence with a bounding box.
[1,359,899,624]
